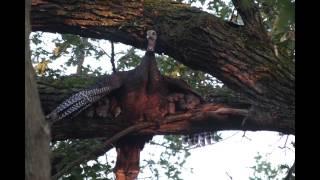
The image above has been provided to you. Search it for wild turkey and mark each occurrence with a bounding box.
[45,29,208,179]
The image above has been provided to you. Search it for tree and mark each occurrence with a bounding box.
[28,0,294,179]
[25,0,51,179]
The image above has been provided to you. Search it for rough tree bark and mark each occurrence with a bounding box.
[31,0,294,134]
[38,76,292,142]
[25,0,51,179]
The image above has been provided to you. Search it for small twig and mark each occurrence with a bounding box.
[149,141,172,149]
[138,176,153,180]
[225,171,233,180]
[279,135,289,149]
[51,122,154,180]
[242,131,252,141]
[97,44,111,58]
[241,116,248,126]
[218,131,239,142]
[242,131,246,137]
[229,7,238,24]
[229,7,236,22]
[187,142,217,150]
[110,41,116,73]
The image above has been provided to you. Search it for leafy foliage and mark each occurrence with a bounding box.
[156,55,223,95]
[183,0,295,59]
[141,136,191,180]
[249,152,293,180]
[30,32,114,77]
[207,0,234,20]
[258,0,295,59]
[116,48,142,71]
[52,34,106,75]
[51,139,114,180]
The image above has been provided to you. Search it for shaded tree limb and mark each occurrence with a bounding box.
[225,171,233,180]
[36,75,293,142]
[48,99,293,140]
[31,0,295,133]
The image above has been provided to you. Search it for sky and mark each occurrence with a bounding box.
[177,132,294,180]
[30,1,295,179]
[95,132,294,180]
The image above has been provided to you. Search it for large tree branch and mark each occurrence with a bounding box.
[50,101,291,178]
[48,103,293,141]
[31,0,294,130]
[37,77,293,143]
[51,105,247,179]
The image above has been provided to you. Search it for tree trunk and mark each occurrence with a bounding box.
[25,0,51,179]
[76,37,88,75]
[31,0,294,133]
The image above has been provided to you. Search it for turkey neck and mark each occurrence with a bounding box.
[147,37,156,51]
[140,50,161,94]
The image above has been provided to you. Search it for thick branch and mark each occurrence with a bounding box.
[48,103,293,141]
[37,76,293,142]
[31,0,295,131]
[51,102,292,178]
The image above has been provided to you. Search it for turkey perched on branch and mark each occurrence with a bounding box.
[45,29,211,179]
[45,30,204,125]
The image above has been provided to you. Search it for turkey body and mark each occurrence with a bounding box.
[114,51,168,123]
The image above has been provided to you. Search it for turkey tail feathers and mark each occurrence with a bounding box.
[46,86,111,123]
[182,132,216,147]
